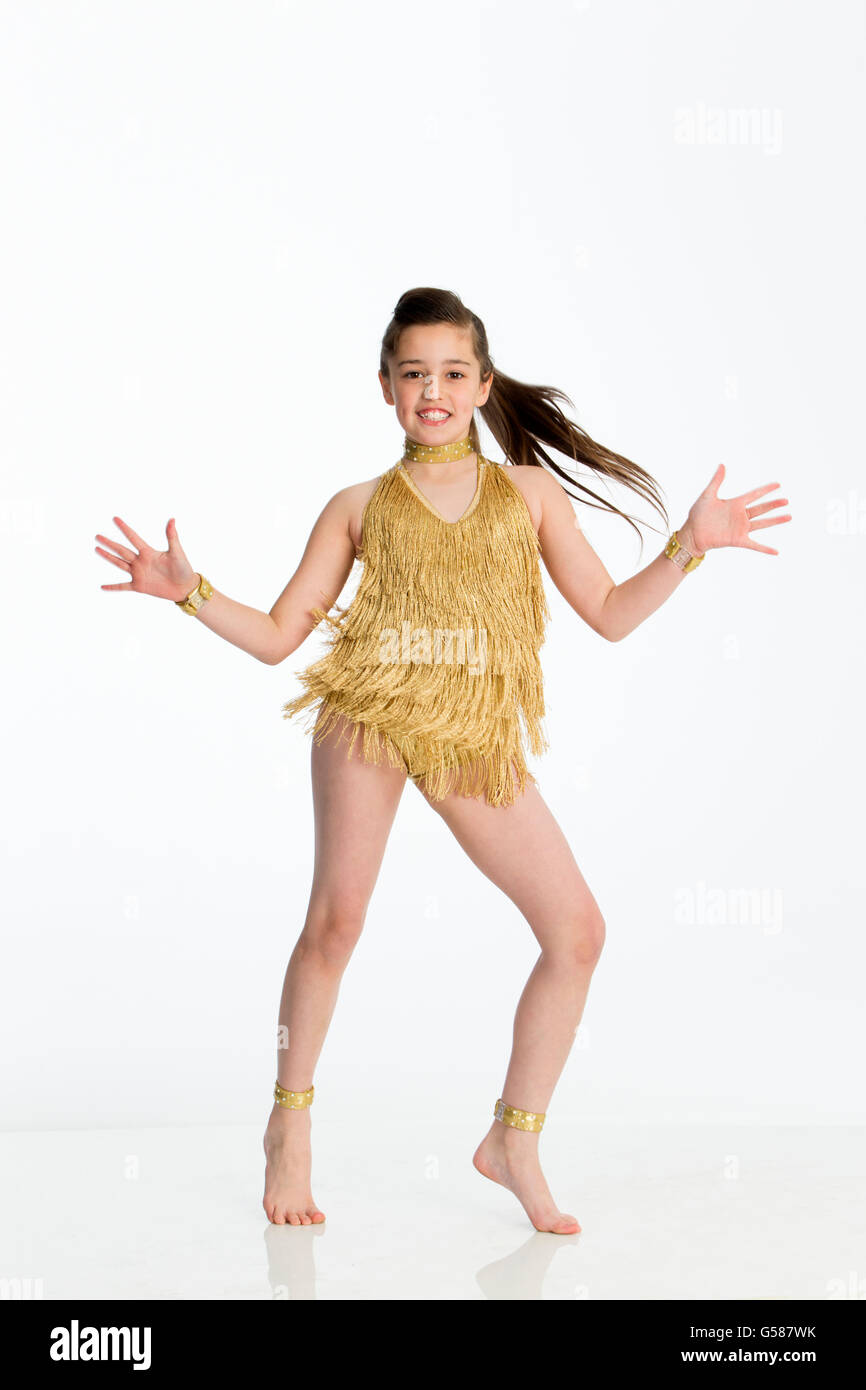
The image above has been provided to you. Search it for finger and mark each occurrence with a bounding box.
[736,482,783,505]
[100,581,136,590]
[95,546,132,570]
[111,516,148,551]
[747,515,792,531]
[95,533,137,562]
[747,498,788,519]
[703,463,725,498]
[740,540,779,555]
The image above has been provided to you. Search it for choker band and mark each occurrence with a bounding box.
[402,434,475,464]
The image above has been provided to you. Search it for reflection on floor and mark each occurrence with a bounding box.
[1,1117,863,1300]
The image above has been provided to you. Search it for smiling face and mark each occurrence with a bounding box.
[379,322,493,446]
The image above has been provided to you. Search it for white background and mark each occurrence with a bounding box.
[2,0,863,1132]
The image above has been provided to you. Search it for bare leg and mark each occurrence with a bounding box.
[414,765,605,1234]
[263,714,407,1225]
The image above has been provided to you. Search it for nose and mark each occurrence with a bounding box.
[422,374,441,400]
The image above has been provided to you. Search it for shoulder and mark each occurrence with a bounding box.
[337,471,392,510]
[492,462,563,533]
[341,469,396,558]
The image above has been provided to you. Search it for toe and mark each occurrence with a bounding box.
[287,1212,302,1226]
[300,1213,312,1225]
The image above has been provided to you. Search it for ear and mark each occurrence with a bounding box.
[378,369,395,405]
[477,369,493,407]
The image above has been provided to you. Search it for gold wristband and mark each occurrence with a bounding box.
[494,1098,546,1132]
[663,531,705,573]
[274,1081,314,1109]
[175,573,214,614]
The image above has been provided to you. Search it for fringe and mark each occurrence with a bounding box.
[281,459,551,808]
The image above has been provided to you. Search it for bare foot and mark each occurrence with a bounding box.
[263,1104,326,1226]
[472,1122,580,1234]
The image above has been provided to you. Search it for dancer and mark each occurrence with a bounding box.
[95,287,791,1233]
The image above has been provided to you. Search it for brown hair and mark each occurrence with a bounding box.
[380,286,669,549]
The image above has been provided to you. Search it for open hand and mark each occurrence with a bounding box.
[683,464,792,555]
[94,517,198,601]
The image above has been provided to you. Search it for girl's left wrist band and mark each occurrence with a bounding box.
[175,574,214,614]
[664,531,705,574]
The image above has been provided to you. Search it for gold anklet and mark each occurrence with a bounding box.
[494,1098,545,1132]
[274,1081,314,1109]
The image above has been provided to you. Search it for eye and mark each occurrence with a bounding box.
[402,371,465,379]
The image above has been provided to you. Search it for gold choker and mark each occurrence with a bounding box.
[402,434,474,464]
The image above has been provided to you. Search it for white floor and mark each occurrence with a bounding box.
[2,1117,864,1300]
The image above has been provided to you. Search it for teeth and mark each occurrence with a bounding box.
[420,411,449,419]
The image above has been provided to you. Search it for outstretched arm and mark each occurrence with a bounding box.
[537,464,791,642]
[95,491,357,664]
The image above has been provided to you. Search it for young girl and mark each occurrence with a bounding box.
[95,286,791,1235]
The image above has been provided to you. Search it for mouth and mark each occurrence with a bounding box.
[417,410,451,424]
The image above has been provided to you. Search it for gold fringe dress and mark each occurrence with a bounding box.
[281,454,551,807]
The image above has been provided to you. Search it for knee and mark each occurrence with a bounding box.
[300,905,367,966]
[560,905,606,968]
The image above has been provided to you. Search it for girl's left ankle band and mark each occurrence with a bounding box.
[274,1081,314,1108]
